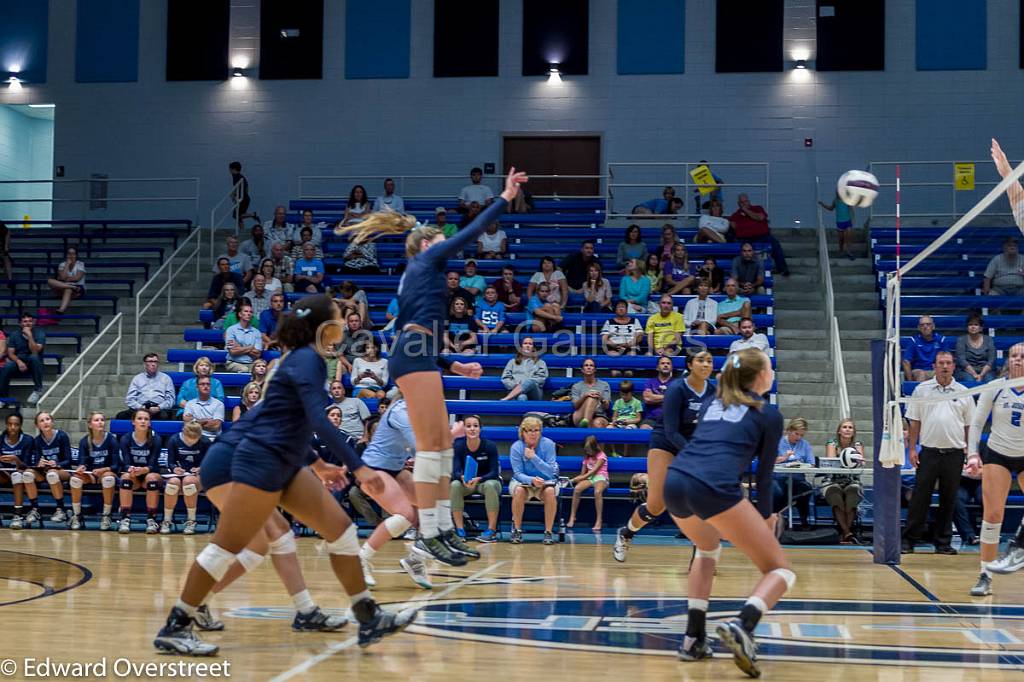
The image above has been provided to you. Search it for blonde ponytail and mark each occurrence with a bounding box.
[717,348,769,410]
[334,212,428,256]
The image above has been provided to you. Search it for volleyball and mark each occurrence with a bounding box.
[839,447,865,468]
[837,170,880,207]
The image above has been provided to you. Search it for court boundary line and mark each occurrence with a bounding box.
[0,549,93,607]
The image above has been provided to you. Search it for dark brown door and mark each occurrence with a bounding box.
[502,135,601,196]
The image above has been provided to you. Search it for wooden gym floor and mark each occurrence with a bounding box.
[0,530,1022,681]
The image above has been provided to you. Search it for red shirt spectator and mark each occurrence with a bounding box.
[729,194,770,239]
[492,267,525,312]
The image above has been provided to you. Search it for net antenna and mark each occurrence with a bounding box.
[878,158,1024,469]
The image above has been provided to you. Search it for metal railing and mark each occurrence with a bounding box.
[36,313,123,422]
[816,176,851,421]
[297,174,605,201]
[134,227,202,352]
[605,162,770,220]
[208,180,243,258]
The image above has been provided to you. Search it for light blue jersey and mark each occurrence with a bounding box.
[361,400,417,472]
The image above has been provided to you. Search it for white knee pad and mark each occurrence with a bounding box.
[384,514,412,539]
[164,482,180,496]
[101,475,116,489]
[770,567,797,590]
[20,470,35,484]
[325,525,360,556]
[45,470,61,485]
[440,448,454,478]
[69,476,84,490]
[981,520,1003,545]
[412,450,442,484]
[268,530,297,555]
[9,471,22,485]
[182,483,198,497]
[695,545,722,562]
[196,544,236,582]
[236,548,265,572]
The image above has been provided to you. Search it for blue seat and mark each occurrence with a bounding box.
[0,312,100,334]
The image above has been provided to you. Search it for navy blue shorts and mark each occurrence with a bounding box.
[368,463,406,478]
[982,443,1024,476]
[663,467,743,520]
[199,442,234,491]
[229,442,304,493]
[389,330,443,380]
[648,430,680,454]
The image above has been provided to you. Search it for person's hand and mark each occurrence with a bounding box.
[524,447,536,459]
[766,513,778,532]
[15,360,26,373]
[174,467,186,475]
[451,361,483,379]
[992,138,1013,178]
[450,420,466,439]
[776,454,789,464]
[469,477,481,487]
[312,460,349,491]
[531,476,545,487]
[0,454,15,463]
[500,167,529,203]
[149,406,160,415]
[21,327,31,340]
[355,466,385,496]
[910,449,920,468]
[75,465,86,474]
[965,454,983,477]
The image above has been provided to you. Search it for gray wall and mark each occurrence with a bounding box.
[0,105,54,221]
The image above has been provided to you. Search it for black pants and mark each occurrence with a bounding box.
[903,447,964,548]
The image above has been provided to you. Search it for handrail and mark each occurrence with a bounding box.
[36,313,123,422]
[134,228,202,352]
[208,180,243,259]
[816,176,851,421]
[297,174,605,201]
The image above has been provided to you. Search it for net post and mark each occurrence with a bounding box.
[871,338,901,565]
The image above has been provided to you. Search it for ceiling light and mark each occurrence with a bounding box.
[547,66,562,83]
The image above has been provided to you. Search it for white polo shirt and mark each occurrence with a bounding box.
[906,377,974,449]
[729,333,770,354]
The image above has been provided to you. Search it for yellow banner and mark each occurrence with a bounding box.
[690,164,718,195]
[954,162,975,191]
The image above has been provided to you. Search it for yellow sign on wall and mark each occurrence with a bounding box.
[954,162,975,191]
[690,164,718,195]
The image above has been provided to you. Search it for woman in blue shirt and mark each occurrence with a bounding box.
[175,357,226,416]
[619,258,652,314]
[770,417,815,531]
[509,415,559,545]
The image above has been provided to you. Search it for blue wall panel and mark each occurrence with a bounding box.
[617,0,685,74]
[0,1,49,83]
[916,0,986,71]
[345,0,411,79]
[76,0,140,83]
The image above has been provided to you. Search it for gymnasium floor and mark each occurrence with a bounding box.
[1,530,1021,681]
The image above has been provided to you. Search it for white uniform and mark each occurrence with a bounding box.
[969,379,1024,458]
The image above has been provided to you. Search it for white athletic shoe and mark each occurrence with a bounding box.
[160,520,173,535]
[183,519,197,535]
[400,555,433,590]
[118,517,131,534]
[613,527,632,563]
[69,514,82,531]
[51,508,67,523]
[970,572,993,597]
[27,390,41,405]
[25,508,41,526]
[146,518,159,534]
[99,514,112,531]
[361,556,377,587]
[9,515,23,530]
[988,547,1024,575]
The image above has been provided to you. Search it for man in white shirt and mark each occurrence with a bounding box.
[373,178,405,214]
[902,350,975,555]
[264,205,296,249]
[682,279,718,335]
[459,167,494,211]
[728,317,770,353]
[183,376,225,439]
[243,274,273,318]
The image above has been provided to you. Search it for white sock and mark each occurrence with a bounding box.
[419,507,439,539]
[627,518,642,532]
[72,502,81,515]
[102,503,112,515]
[350,589,372,605]
[187,507,196,521]
[175,600,197,618]
[981,561,992,578]
[688,598,709,612]
[291,589,316,615]
[165,508,175,522]
[437,500,454,532]
[360,544,377,561]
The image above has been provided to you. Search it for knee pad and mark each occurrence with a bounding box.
[101,475,116,489]
[69,476,84,490]
[236,548,265,572]
[119,478,134,490]
[440,448,454,478]
[268,530,297,555]
[637,503,656,524]
[9,471,22,485]
[182,483,198,496]
[45,470,61,485]
[146,479,160,491]
[196,543,236,582]
[20,470,34,484]
[770,567,797,590]
[164,482,180,496]
[325,524,360,556]
[695,545,722,562]
[384,514,412,539]
[412,450,442,484]
[981,520,1003,545]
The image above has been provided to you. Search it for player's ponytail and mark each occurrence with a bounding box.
[717,348,769,410]
[334,212,443,259]
[275,293,339,351]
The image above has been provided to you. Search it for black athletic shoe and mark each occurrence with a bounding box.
[442,529,481,559]
[356,605,418,648]
[193,604,225,631]
[153,607,219,656]
[935,545,958,556]
[677,636,714,662]
[716,619,760,678]
[292,606,347,631]
[412,536,468,566]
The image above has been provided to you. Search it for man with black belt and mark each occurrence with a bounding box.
[902,350,975,555]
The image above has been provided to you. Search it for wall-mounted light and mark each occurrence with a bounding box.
[5,75,23,91]
[795,59,807,70]
[547,65,562,83]
[232,68,245,78]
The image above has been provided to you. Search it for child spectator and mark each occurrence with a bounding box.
[526,282,564,332]
[475,285,506,334]
[819,193,856,260]
[697,256,725,293]
[642,252,664,296]
[568,435,609,531]
[610,380,643,428]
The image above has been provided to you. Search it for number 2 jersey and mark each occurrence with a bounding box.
[969,380,1024,458]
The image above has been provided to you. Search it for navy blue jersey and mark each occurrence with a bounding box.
[670,396,784,518]
[118,432,162,471]
[395,198,507,332]
[452,436,500,482]
[1,433,34,467]
[76,433,119,470]
[165,433,210,472]
[31,430,72,468]
[655,377,717,452]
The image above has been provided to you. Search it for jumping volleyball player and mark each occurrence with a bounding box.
[337,167,527,565]
[663,348,789,678]
[154,295,413,656]
[614,350,715,562]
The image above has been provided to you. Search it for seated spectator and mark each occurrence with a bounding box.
[460,260,487,304]
[645,294,685,356]
[616,224,649,271]
[175,357,225,416]
[263,205,294,248]
[450,415,502,541]
[683,279,718,335]
[476,222,508,259]
[657,224,682,260]
[331,311,371,379]
[475,285,506,334]
[508,186,534,214]
[182,376,225,440]
[47,246,86,314]
[341,185,371,226]
[350,340,388,399]
[729,317,770,353]
[383,296,399,330]
[731,242,765,295]
[641,356,675,427]
[982,237,1024,296]
[609,380,643,428]
[666,197,685,215]
[955,314,995,383]
[902,315,949,382]
[328,380,371,441]
[224,302,263,373]
[509,415,560,544]
[210,282,242,329]
[582,262,612,312]
[268,242,294,293]
[205,258,245,309]
[445,298,478,354]
[619,258,652,314]
[526,282,564,332]
[240,224,269,263]
[729,194,790,276]
[243,274,272,318]
[117,352,175,420]
[293,242,325,293]
[250,358,268,386]
[259,292,286,347]
[662,243,694,295]
[571,358,611,428]
[500,337,548,401]
[697,199,730,243]
[528,257,568,307]
[823,419,865,543]
[697,256,725,293]
[714,278,751,335]
[289,226,323,262]
[459,167,495,212]
[601,299,644,356]
[435,207,456,238]
[296,209,325,245]
[333,280,369,326]
[340,235,380,275]
[373,177,405,213]
[492,265,524,312]
[257,258,283,295]
[772,417,815,530]
[953,464,983,547]
[561,240,600,293]
[642,252,663,295]
[0,312,46,405]
[459,201,483,228]
[568,435,610,531]
[232,381,261,421]
[640,186,676,215]
[692,161,725,214]
[446,270,476,312]
[214,235,254,286]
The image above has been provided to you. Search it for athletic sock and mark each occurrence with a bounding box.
[291,589,316,615]
[56,498,65,508]
[119,507,130,520]
[102,503,112,516]
[419,507,439,539]
[437,500,454,532]
[146,508,157,520]
[686,599,708,638]
[164,507,174,522]
[72,502,81,515]
[739,597,767,634]
[360,544,377,561]
[13,505,22,516]
[25,498,35,509]
[186,507,196,521]
[174,600,197,618]
[981,560,993,578]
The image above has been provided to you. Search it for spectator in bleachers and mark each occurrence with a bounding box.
[175,357,225,416]
[243,274,272,319]
[459,201,483,229]
[571,358,611,428]
[493,265,524,312]
[232,381,261,422]
[0,329,6,387]
[616,225,648,272]
[224,302,263,373]
[435,207,456,238]
[459,167,495,211]
[332,311,371,379]
[383,296,399,330]
[697,199,730,244]
[662,243,694,295]
[445,298,478,354]
[264,206,295,249]
[257,258,283,295]
[228,161,253,229]
[249,357,268,387]
[47,246,86,314]
[683,279,718,336]
[460,260,487,304]
[500,336,548,401]
[297,209,325,245]
[715,278,751,335]
[118,353,175,420]
[293,242,325,293]
[728,194,790,277]
[981,237,1024,296]
[328,380,371,442]
[259,292,286,347]
[269,243,294,292]
[450,415,501,542]
[641,355,676,427]
[210,282,241,329]
[610,380,643,428]
[214,236,254,286]
[341,185,371,226]
[582,262,612,312]
[446,270,476,312]
[620,258,652,314]
[902,315,949,382]
[289,226,323,262]
[642,252,663,296]
[657,224,682,260]
[731,242,765,295]
[667,197,685,215]
[0,312,47,406]
[729,317,770,353]
[508,185,534,214]
[240,224,269,263]
[182,376,224,440]
[476,222,508,260]
[693,162,725,213]
[568,435,610,531]
[528,257,568,307]
[955,314,995,383]
[561,240,600,293]
[350,339,389,399]
[698,256,725,293]
[640,186,676,215]
[526,282,564,332]
[333,280,369,326]
[340,233,380,274]
[373,178,405,214]
[646,294,685,356]
[601,299,644,357]
[205,258,245,310]
[823,419,865,544]
[952,465,983,547]
[475,285,506,334]
[771,417,815,530]
[509,415,560,544]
